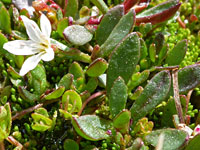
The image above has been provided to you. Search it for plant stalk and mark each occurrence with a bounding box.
[172,69,184,123]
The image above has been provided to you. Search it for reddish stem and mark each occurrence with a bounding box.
[0,141,5,150]
[12,104,43,121]
[6,136,24,149]
[177,16,186,28]
[12,99,59,121]
[172,69,185,123]
[78,91,106,116]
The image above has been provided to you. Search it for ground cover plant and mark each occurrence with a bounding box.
[0,0,200,149]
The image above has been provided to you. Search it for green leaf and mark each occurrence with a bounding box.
[113,110,131,134]
[165,40,187,66]
[158,44,169,65]
[85,78,98,93]
[185,134,200,150]
[136,0,181,25]
[11,30,28,40]
[50,38,69,51]
[27,65,48,95]
[90,0,109,14]
[7,66,21,79]
[96,5,124,45]
[31,123,51,132]
[1,0,12,4]
[69,62,84,80]
[127,70,150,93]
[0,103,11,141]
[64,0,78,18]
[149,43,156,63]
[72,115,112,141]
[161,97,177,127]
[18,86,39,103]
[109,77,127,118]
[57,17,69,38]
[107,32,140,95]
[130,70,171,126]
[59,109,72,120]
[145,129,187,150]
[43,86,65,100]
[155,33,165,54]
[35,108,49,117]
[98,9,136,57]
[63,25,93,46]
[0,5,11,33]
[63,139,79,150]
[58,73,74,90]
[59,48,91,63]
[0,85,11,104]
[178,64,200,93]
[31,113,52,126]
[86,58,108,77]
[62,90,82,112]
[140,38,148,60]
[0,32,8,54]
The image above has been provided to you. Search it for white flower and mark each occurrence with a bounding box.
[3,14,54,76]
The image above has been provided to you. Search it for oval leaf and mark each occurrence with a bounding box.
[96,5,124,45]
[136,0,181,25]
[63,25,93,46]
[63,139,79,150]
[113,110,131,134]
[64,0,78,18]
[178,64,200,93]
[98,9,136,57]
[145,129,187,150]
[62,90,82,112]
[86,58,108,77]
[58,73,74,90]
[185,134,200,150]
[72,115,112,141]
[165,40,187,66]
[109,77,127,118]
[69,62,84,80]
[130,70,171,125]
[57,17,69,38]
[0,5,11,33]
[107,32,140,95]
[43,86,65,100]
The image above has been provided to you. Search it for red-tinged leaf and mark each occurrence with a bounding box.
[123,0,140,13]
[139,0,151,4]
[134,4,148,13]
[136,0,181,25]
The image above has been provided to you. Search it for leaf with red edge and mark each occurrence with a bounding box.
[123,0,140,13]
[136,0,181,25]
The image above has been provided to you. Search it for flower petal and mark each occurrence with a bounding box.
[40,14,51,38]
[3,40,41,55]
[41,47,54,61]
[19,53,43,76]
[21,15,43,43]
